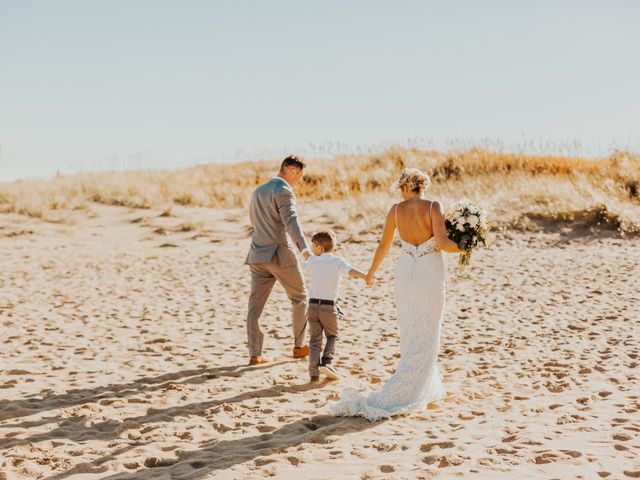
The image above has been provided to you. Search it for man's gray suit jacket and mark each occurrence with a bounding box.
[245,177,309,268]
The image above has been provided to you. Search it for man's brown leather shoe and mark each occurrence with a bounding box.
[293,345,309,359]
[249,356,266,366]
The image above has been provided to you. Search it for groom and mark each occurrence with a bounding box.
[245,155,311,366]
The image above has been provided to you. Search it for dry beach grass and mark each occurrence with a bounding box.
[1,147,639,235]
[0,147,639,478]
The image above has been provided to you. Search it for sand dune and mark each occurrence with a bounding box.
[1,201,638,479]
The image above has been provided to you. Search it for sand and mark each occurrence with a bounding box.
[0,201,638,479]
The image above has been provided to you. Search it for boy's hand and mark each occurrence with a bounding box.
[365,272,375,286]
[348,269,367,281]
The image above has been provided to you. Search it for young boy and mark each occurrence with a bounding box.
[302,230,366,382]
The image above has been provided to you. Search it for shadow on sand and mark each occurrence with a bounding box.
[46,413,379,480]
[0,367,328,452]
[0,362,281,423]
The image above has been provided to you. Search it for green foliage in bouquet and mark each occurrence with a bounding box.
[445,200,489,266]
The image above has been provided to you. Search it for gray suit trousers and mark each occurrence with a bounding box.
[247,258,308,356]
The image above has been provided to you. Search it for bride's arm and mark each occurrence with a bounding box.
[432,201,463,253]
[365,207,396,285]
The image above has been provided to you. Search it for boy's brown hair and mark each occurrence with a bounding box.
[311,230,337,253]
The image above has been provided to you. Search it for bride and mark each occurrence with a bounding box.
[330,168,462,421]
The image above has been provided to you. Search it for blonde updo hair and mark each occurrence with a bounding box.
[397,168,431,193]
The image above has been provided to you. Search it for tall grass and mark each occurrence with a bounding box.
[1,147,638,233]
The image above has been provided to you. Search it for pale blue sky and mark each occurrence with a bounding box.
[1,1,639,181]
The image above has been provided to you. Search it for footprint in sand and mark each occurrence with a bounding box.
[257,425,277,433]
[6,369,32,375]
[560,450,582,458]
[212,422,233,433]
[494,447,516,455]
[254,458,276,467]
[437,456,466,468]
[533,452,558,464]
[420,441,454,452]
[144,457,178,468]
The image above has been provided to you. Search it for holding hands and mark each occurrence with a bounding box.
[348,268,375,286]
[348,268,370,285]
[365,271,376,286]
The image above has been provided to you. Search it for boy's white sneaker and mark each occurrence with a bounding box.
[319,364,341,380]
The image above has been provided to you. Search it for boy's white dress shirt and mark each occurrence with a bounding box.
[303,253,353,301]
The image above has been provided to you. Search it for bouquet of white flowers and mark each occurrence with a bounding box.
[445,199,489,266]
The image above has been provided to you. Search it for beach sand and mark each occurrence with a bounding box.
[1,201,638,479]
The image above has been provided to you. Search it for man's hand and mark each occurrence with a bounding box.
[303,251,311,261]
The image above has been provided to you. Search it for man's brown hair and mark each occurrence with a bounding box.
[280,155,306,171]
[311,230,336,253]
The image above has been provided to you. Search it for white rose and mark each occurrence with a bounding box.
[456,223,465,231]
[468,215,479,228]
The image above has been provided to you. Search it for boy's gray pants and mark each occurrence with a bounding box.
[307,302,339,376]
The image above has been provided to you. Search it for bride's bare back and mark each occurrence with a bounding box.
[363,191,462,287]
[395,198,435,246]
[394,198,458,253]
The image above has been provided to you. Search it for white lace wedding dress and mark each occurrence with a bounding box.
[329,236,446,421]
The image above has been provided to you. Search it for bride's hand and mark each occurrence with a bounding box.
[365,271,376,286]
